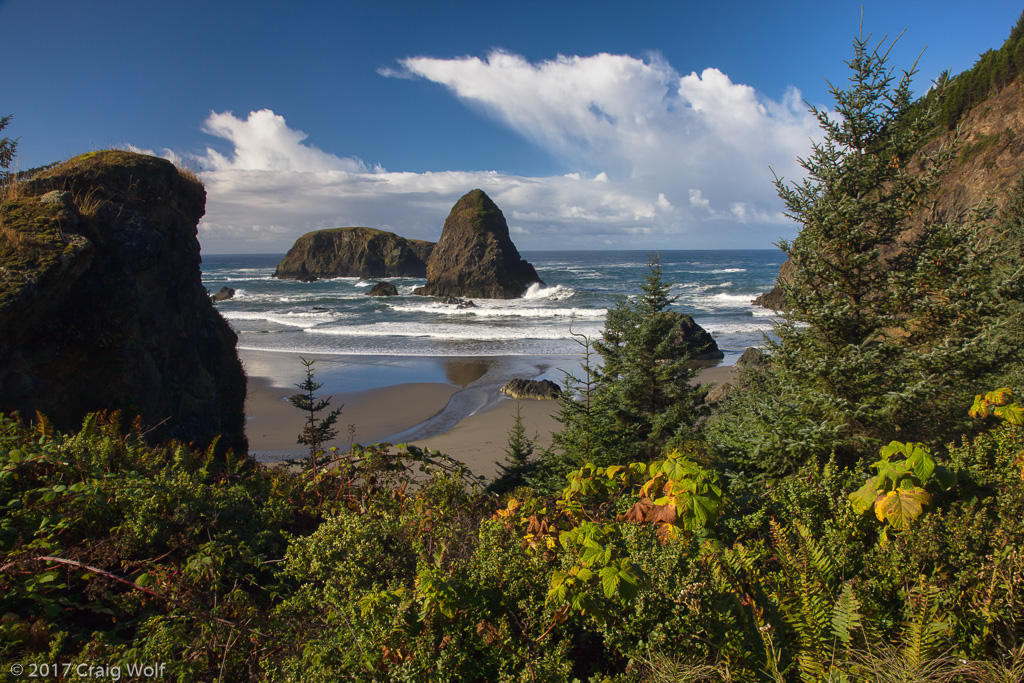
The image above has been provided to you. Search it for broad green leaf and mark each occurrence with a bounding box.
[880,441,912,459]
[616,562,641,602]
[873,461,903,488]
[599,565,620,599]
[906,444,935,483]
[135,573,151,588]
[581,541,608,566]
[691,495,716,527]
[574,566,594,583]
[969,395,990,419]
[628,462,647,476]
[661,455,689,482]
[986,387,1015,406]
[933,465,956,490]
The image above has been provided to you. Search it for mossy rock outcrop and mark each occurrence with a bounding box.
[274,227,434,280]
[500,378,562,400]
[414,189,542,299]
[0,150,247,454]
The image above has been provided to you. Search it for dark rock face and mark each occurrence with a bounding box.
[0,150,247,454]
[414,189,542,299]
[500,378,562,400]
[274,227,434,280]
[752,287,785,310]
[442,296,476,308]
[366,281,398,296]
[752,258,792,311]
[212,286,235,302]
[664,312,725,361]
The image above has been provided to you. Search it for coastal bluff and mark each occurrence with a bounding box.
[754,72,1024,311]
[274,227,434,280]
[414,189,542,299]
[0,150,247,453]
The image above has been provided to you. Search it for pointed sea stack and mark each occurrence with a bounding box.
[414,189,542,299]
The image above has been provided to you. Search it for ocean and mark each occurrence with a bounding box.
[202,250,782,367]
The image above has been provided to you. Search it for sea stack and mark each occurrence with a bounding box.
[0,150,247,454]
[414,189,542,299]
[274,227,435,280]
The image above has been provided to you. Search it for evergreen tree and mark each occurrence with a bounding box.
[548,256,709,479]
[487,400,539,496]
[708,31,1024,474]
[288,358,344,472]
[0,115,17,177]
[594,255,705,460]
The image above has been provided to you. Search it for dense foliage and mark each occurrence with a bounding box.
[5,25,1024,683]
[2,388,1023,680]
[706,30,1024,475]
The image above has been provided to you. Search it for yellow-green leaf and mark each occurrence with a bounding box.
[849,479,879,515]
[994,402,1024,425]
[875,487,931,530]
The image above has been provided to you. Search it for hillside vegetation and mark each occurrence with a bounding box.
[922,11,1024,131]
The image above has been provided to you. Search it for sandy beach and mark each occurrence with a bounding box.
[240,348,738,480]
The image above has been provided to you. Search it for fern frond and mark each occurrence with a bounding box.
[831,581,863,650]
[901,581,948,671]
[768,521,843,682]
[34,411,54,440]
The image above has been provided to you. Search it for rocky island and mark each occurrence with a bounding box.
[274,227,434,280]
[414,189,542,299]
[0,150,247,453]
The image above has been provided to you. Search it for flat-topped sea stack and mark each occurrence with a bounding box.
[274,227,435,280]
[414,189,542,299]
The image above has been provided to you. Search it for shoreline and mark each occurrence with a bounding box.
[240,348,737,478]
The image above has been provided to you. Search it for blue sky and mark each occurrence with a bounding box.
[1,1,1021,253]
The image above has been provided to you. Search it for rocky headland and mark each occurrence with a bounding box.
[414,189,542,299]
[754,74,1024,311]
[0,150,247,453]
[274,227,434,280]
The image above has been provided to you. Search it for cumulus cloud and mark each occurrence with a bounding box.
[190,50,820,253]
[390,52,817,191]
[199,109,371,173]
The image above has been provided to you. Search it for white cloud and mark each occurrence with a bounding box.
[689,189,711,211]
[188,50,820,252]
[199,109,371,173]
